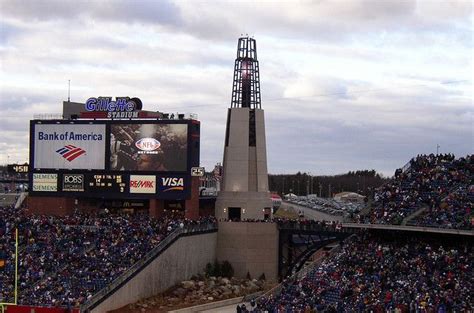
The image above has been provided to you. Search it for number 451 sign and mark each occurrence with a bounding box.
[191,167,205,177]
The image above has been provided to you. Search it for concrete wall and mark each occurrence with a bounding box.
[216,222,278,282]
[254,109,268,193]
[91,232,217,313]
[216,108,272,220]
[27,196,75,215]
[222,108,250,192]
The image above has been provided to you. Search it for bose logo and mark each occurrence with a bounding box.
[64,175,83,184]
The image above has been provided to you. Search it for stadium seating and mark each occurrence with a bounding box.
[366,154,473,229]
[256,233,473,312]
[0,204,215,306]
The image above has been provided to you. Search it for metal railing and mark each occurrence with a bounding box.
[277,222,346,233]
[342,223,474,236]
[80,222,217,312]
[401,159,412,173]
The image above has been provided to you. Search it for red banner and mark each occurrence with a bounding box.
[3,305,79,313]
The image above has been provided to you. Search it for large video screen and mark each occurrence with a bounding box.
[110,123,188,172]
[33,124,106,170]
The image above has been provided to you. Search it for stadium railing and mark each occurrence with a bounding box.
[401,159,412,173]
[342,222,474,236]
[80,222,217,312]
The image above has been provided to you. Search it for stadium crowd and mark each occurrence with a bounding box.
[366,154,473,229]
[0,204,216,307]
[256,233,473,312]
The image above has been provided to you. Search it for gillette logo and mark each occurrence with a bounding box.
[56,145,86,162]
[161,177,184,192]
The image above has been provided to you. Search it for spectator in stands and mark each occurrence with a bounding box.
[0,204,216,307]
[257,232,473,312]
[366,154,472,230]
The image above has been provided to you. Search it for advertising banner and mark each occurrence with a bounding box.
[32,173,57,192]
[130,175,156,193]
[158,175,185,193]
[62,174,84,192]
[33,124,106,169]
[110,123,187,172]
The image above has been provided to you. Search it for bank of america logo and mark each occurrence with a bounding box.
[56,145,86,161]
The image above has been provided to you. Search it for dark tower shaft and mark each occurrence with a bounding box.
[231,37,261,109]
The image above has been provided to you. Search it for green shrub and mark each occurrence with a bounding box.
[205,262,214,277]
[221,261,234,278]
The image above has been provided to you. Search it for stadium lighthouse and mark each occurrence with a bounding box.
[28,97,201,219]
[215,37,273,220]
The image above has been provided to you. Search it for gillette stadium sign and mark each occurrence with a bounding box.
[84,97,142,118]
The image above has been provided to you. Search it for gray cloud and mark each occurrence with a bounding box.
[0,0,472,174]
[0,0,182,26]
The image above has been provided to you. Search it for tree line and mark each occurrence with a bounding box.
[269,170,389,198]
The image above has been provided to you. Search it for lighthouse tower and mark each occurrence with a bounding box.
[215,37,272,220]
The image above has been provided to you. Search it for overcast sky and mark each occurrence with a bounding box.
[0,0,472,176]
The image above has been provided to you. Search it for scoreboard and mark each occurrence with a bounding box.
[29,119,200,200]
[87,174,126,194]
[7,164,29,174]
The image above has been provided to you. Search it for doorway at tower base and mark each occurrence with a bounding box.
[215,191,272,220]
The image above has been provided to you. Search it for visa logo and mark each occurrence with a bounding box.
[161,177,184,192]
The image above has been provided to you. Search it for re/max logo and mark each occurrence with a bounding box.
[130,180,154,188]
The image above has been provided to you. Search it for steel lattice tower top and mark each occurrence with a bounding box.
[231,37,261,109]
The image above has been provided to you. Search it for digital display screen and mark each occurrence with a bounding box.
[7,164,29,173]
[110,123,187,172]
[86,174,126,193]
[33,124,106,170]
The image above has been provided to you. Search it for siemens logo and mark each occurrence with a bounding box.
[38,131,103,141]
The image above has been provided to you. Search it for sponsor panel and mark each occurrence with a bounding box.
[158,176,185,193]
[110,123,187,171]
[130,175,156,194]
[32,173,58,192]
[33,124,106,170]
[62,174,84,192]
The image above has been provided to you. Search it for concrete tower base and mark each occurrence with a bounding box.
[216,191,272,220]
